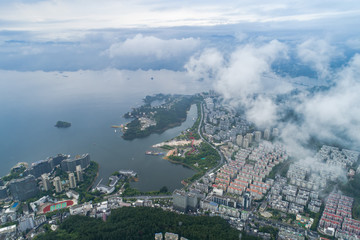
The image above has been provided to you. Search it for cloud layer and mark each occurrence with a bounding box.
[106,34,200,59]
[1,0,359,31]
[184,39,360,159]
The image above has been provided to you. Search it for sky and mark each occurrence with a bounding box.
[1,0,360,159]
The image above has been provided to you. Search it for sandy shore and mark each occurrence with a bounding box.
[153,139,202,148]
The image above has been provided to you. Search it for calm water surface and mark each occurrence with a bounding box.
[0,74,197,192]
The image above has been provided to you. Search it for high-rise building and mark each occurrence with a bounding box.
[61,154,90,172]
[41,174,51,191]
[18,215,35,232]
[236,135,243,146]
[254,131,261,142]
[0,186,8,199]
[76,165,83,182]
[27,160,52,178]
[24,154,68,179]
[272,128,279,137]
[9,175,39,201]
[242,138,249,148]
[246,133,253,143]
[173,190,188,212]
[53,177,62,193]
[243,192,252,209]
[49,154,68,169]
[172,189,199,212]
[69,173,77,189]
[264,129,270,140]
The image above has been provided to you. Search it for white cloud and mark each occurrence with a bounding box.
[0,0,359,33]
[346,38,360,50]
[246,96,278,128]
[299,54,360,145]
[297,39,340,79]
[105,34,200,60]
[185,40,292,128]
[186,40,289,101]
[214,40,288,100]
[184,48,223,81]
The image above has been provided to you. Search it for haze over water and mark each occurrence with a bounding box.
[0,71,200,192]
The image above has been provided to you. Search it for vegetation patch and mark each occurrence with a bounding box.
[35,207,239,240]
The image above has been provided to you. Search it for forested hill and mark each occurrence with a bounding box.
[35,207,240,240]
[122,94,202,140]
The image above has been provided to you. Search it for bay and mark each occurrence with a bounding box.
[0,70,201,192]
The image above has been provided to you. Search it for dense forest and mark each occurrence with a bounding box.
[35,207,240,240]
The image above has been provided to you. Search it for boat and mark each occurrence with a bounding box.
[145,151,164,156]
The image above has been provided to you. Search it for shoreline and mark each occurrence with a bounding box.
[162,156,197,172]
[122,120,185,141]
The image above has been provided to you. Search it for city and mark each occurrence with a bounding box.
[1,93,360,240]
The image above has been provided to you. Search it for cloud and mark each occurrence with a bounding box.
[299,54,360,146]
[246,96,278,128]
[105,34,200,60]
[186,40,289,99]
[185,40,292,128]
[297,39,340,79]
[184,37,360,166]
[346,38,360,50]
[0,0,359,32]
[184,48,224,81]
[215,40,288,100]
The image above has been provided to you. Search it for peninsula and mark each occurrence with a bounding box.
[122,93,202,140]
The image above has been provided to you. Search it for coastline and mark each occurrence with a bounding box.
[122,119,185,140]
[162,155,197,171]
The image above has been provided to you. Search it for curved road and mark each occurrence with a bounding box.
[197,102,225,176]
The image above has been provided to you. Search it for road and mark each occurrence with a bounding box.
[197,102,225,175]
[122,195,172,200]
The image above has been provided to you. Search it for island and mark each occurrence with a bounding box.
[122,93,202,140]
[55,121,71,128]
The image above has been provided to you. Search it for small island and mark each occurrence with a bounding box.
[55,121,71,128]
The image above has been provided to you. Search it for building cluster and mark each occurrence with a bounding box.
[318,192,360,239]
[96,170,136,194]
[0,153,90,239]
[39,155,89,194]
[154,232,189,240]
[213,142,287,201]
[96,175,119,194]
[0,198,48,238]
[316,145,359,170]
[0,154,89,202]
[278,229,305,240]
[284,145,360,201]
[202,97,279,147]
[172,140,290,222]
[268,176,321,215]
[70,197,130,220]
[287,164,327,191]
